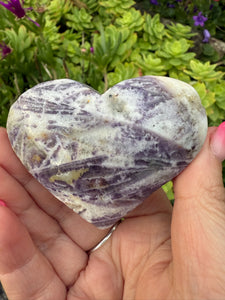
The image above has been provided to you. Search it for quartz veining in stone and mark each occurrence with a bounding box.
[6,76,208,228]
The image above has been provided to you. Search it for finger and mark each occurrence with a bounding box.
[0,205,66,300]
[211,122,225,161]
[172,126,225,285]
[108,190,172,279]
[126,188,172,219]
[118,188,172,253]
[0,127,110,251]
[0,166,87,286]
[69,190,173,300]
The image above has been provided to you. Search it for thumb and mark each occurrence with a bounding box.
[0,205,65,300]
[173,124,225,207]
[171,124,225,293]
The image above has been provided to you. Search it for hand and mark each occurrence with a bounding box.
[0,126,225,300]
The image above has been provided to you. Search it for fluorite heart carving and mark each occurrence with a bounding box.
[6,76,208,228]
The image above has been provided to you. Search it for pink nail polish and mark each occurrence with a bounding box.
[211,122,225,161]
[0,200,7,207]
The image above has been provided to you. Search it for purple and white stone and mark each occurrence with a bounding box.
[6,76,208,228]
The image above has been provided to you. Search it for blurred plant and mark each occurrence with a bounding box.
[0,41,11,58]
[156,38,196,69]
[193,12,208,27]
[99,0,135,15]
[150,0,159,4]
[162,181,174,202]
[142,13,165,50]
[202,29,210,43]
[0,0,40,26]
[66,7,93,32]
[139,0,225,61]
[0,0,26,18]
[166,22,196,40]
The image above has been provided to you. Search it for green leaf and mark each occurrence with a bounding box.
[132,52,166,76]
[212,82,225,110]
[18,25,27,42]
[4,25,35,57]
[92,24,123,71]
[159,38,192,57]
[47,0,72,23]
[192,82,207,99]
[184,60,224,82]
[107,62,139,87]
[166,22,196,40]
[206,103,223,122]
[203,44,217,57]
[66,7,93,31]
[143,13,165,45]
[115,8,144,32]
[168,69,190,82]
[111,32,137,65]
[42,18,62,51]
[99,0,135,15]
[162,181,174,201]
[4,28,18,50]
[157,38,195,68]
[82,0,99,14]
[169,58,183,66]
[193,82,216,109]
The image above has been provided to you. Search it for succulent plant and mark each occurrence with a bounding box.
[6,76,208,228]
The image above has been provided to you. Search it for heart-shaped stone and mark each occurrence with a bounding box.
[7,76,207,228]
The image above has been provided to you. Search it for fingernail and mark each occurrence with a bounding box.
[0,200,7,207]
[211,122,225,161]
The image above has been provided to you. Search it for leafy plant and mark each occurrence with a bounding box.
[107,62,140,87]
[142,13,166,50]
[166,23,196,40]
[66,7,93,31]
[99,0,135,15]
[157,38,196,68]
[131,51,166,76]
[137,0,225,64]
[162,181,174,202]
[115,8,144,32]
[184,60,224,82]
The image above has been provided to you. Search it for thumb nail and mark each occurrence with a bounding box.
[211,122,225,161]
[0,200,7,207]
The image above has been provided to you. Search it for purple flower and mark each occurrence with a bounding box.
[0,0,25,18]
[90,47,94,53]
[150,0,159,5]
[0,42,12,59]
[202,29,211,43]
[0,0,40,26]
[167,3,175,8]
[193,5,198,13]
[193,12,208,27]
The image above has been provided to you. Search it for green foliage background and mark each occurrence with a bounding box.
[0,0,225,196]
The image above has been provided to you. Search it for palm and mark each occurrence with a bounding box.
[1,127,225,300]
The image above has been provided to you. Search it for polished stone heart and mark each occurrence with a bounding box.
[7,76,208,228]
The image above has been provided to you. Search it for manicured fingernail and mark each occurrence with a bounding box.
[211,122,225,161]
[0,200,7,207]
